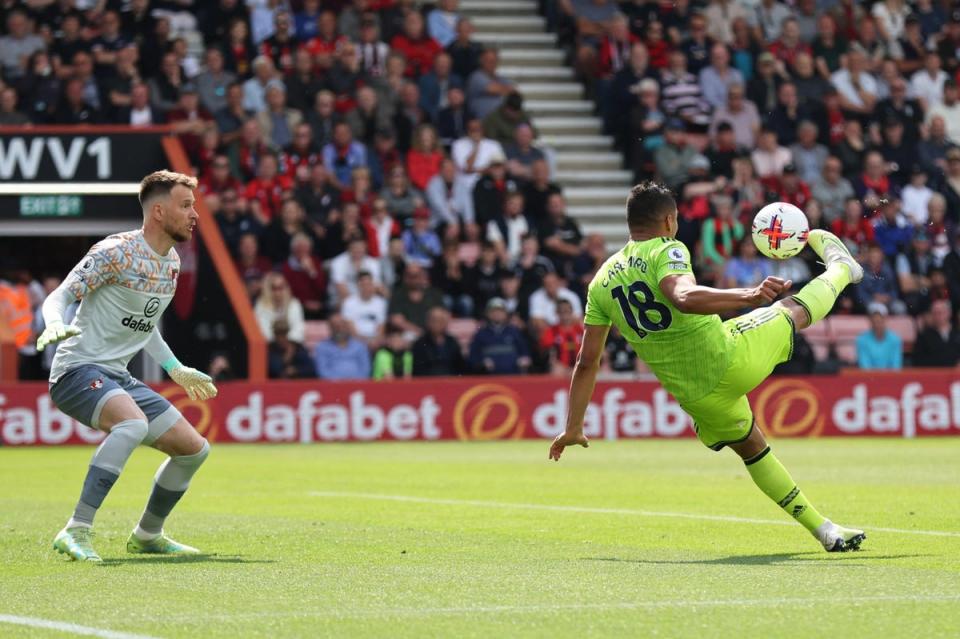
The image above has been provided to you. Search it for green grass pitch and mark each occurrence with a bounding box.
[1,438,959,638]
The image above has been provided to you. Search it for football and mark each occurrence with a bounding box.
[751,202,810,259]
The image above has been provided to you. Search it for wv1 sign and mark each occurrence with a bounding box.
[0,132,167,182]
[0,136,110,180]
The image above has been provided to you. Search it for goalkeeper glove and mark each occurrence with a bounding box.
[36,320,82,352]
[166,362,219,401]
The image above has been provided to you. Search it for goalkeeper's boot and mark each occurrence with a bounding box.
[806,230,864,283]
[126,531,201,555]
[53,527,102,563]
[815,520,866,553]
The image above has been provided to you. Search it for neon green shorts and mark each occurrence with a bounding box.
[680,306,795,451]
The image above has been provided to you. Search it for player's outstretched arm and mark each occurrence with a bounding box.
[36,281,82,351]
[145,329,218,401]
[659,274,792,316]
[38,240,124,351]
[549,323,609,462]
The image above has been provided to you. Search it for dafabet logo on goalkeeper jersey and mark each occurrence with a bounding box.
[453,384,525,441]
[754,379,825,437]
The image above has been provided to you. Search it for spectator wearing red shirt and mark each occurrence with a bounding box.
[195,128,221,178]
[822,88,847,146]
[369,128,403,189]
[327,41,364,113]
[199,154,244,197]
[598,14,640,79]
[260,12,297,75]
[831,197,876,251]
[407,123,444,191]
[244,154,294,224]
[222,18,255,77]
[539,299,584,373]
[341,166,377,220]
[390,11,442,78]
[777,164,813,209]
[304,10,348,72]
[643,20,671,70]
[166,86,215,164]
[235,232,273,299]
[279,122,322,180]
[768,18,811,69]
[282,232,327,318]
[230,118,275,182]
[852,151,893,209]
[364,197,402,257]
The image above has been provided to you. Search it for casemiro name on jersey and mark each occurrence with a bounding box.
[599,255,649,288]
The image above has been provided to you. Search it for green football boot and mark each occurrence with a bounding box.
[53,527,102,563]
[126,531,201,555]
[806,230,864,283]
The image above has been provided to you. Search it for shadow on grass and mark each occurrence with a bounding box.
[98,554,276,567]
[582,552,929,566]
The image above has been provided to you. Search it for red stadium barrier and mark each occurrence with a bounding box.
[2,372,959,446]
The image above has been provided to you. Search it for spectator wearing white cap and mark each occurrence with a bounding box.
[856,303,902,370]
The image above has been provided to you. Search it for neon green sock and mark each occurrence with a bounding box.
[744,447,826,533]
[790,264,851,324]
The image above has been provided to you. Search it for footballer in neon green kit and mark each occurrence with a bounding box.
[549,182,867,552]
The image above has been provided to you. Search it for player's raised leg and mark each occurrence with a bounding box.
[730,426,865,552]
[54,394,149,562]
[128,419,209,554]
[778,230,864,330]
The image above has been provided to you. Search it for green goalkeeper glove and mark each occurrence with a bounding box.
[36,320,82,352]
[166,363,219,401]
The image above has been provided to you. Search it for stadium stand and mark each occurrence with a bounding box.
[2,0,960,382]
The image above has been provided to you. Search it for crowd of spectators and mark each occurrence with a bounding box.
[553,0,960,370]
[0,0,596,380]
[2,0,960,380]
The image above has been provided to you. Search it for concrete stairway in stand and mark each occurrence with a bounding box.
[460,0,632,251]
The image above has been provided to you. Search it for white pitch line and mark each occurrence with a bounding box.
[308,491,960,538]
[0,615,161,639]
[185,594,960,621]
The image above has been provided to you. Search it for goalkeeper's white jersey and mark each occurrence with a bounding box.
[49,230,180,383]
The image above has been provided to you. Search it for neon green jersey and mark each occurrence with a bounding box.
[584,237,733,403]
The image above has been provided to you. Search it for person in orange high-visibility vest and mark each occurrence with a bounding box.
[0,280,33,349]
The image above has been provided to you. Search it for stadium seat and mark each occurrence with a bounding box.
[448,318,479,352]
[303,321,330,351]
[830,315,870,341]
[800,318,832,362]
[834,341,858,365]
[830,316,870,365]
[885,316,918,354]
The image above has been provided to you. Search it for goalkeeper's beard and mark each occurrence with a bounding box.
[164,220,193,244]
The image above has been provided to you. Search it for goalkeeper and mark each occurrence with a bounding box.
[38,170,217,562]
